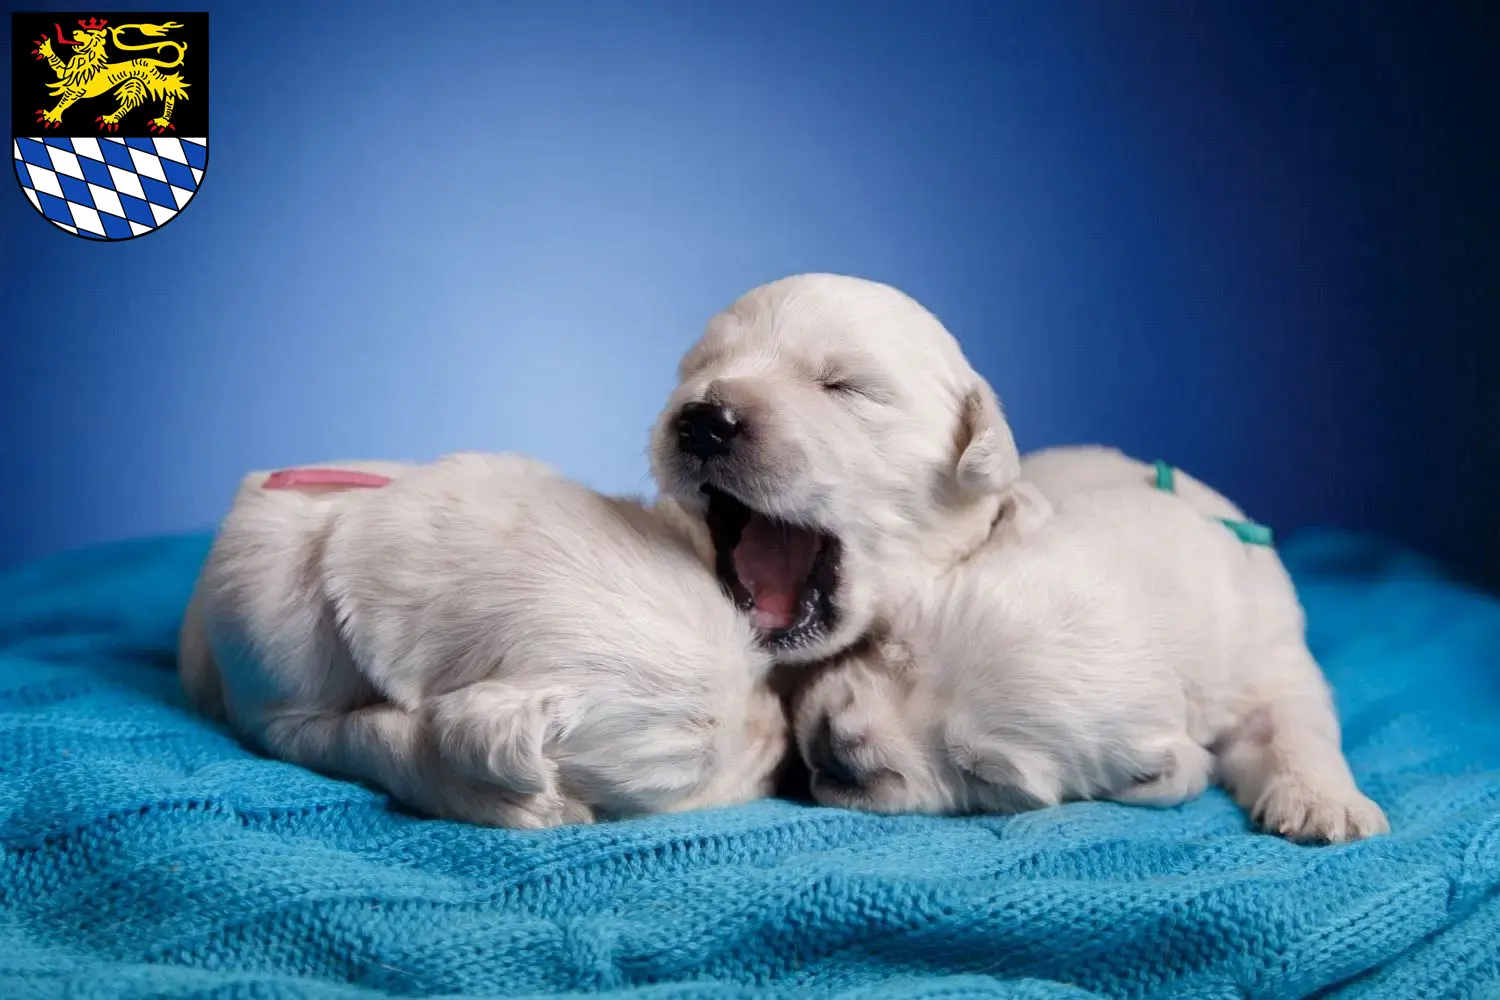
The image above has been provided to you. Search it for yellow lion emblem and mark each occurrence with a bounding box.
[31,17,190,134]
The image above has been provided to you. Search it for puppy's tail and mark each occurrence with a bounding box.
[177,580,226,721]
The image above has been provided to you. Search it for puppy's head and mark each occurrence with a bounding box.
[789,637,958,813]
[651,274,1020,664]
[791,631,1048,817]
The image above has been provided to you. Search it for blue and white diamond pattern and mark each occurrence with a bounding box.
[13,135,207,240]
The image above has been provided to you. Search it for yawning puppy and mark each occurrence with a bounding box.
[793,449,1390,844]
[650,273,1019,664]
[179,453,784,829]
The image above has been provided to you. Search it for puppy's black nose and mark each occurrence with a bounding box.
[676,402,742,459]
[808,715,861,787]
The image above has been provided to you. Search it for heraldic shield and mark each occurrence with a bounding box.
[11,12,208,240]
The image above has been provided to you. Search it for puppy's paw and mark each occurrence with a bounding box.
[1254,777,1389,844]
[449,782,594,830]
[1112,738,1214,808]
[492,793,594,830]
[427,684,557,796]
[435,710,550,794]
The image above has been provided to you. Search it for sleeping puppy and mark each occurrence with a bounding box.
[651,273,1383,842]
[792,449,1389,843]
[650,273,1020,665]
[178,453,784,829]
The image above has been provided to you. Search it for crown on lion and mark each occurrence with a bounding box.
[77,17,109,31]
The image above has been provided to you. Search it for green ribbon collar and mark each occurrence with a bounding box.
[1153,460,1273,548]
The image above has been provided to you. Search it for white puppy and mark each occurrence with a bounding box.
[179,454,785,829]
[652,273,1383,842]
[651,274,1020,665]
[793,447,1389,843]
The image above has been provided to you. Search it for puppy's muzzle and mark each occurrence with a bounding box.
[676,402,742,459]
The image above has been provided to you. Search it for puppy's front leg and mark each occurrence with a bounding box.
[1215,651,1389,844]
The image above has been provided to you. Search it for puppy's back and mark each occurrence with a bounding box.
[183,460,417,735]
[1021,446,1246,522]
[905,488,1256,764]
[320,453,760,698]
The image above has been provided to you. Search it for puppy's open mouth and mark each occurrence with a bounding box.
[702,485,841,651]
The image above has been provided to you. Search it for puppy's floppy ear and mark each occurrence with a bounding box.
[991,481,1053,543]
[955,379,1021,497]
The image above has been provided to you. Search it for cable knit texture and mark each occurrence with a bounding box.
[0,531,1497,999]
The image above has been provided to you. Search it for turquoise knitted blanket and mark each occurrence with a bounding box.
[1,531,1497,999]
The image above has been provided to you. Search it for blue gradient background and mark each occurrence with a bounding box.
[3,2,1497,581]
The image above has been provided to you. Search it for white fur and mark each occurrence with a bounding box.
[179,453,784,828]
[795,447,1389,844]
[651,273,1019,664]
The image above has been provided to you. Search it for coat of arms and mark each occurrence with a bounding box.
[11,12,208,240]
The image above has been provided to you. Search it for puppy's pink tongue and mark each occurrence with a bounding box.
[733,514,818,631]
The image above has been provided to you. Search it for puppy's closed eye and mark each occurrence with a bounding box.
[815,368,890,404]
